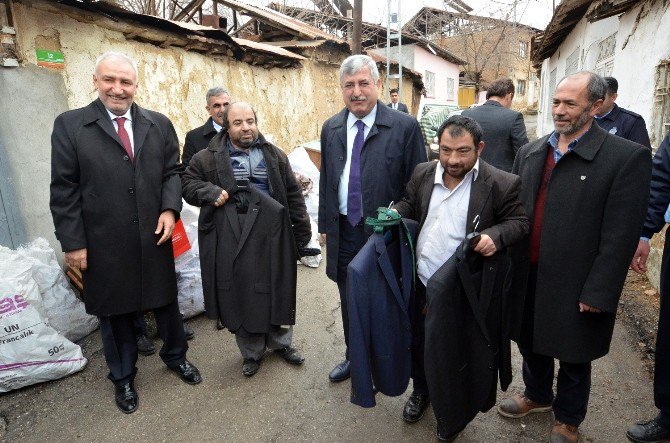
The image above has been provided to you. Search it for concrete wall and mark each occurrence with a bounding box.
[0,65,69,250]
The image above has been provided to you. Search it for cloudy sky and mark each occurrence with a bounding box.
[269,0,556,30]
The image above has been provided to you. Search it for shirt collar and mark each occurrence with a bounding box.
[347,104,377,130]
[106,107,132,123]
[434,159,480,186]
[595,106,614,120]
[212,120,223,132]
[548,130,585,152]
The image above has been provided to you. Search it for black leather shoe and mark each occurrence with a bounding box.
[403,391,430,423]
[136,334,156,356]
[627,414,670,442]
[328,360,350,382]
[114,382,138,414]
[275,347,305,365]
[170,360,202,385]
[242,358,261,377]
[183,324,195,340]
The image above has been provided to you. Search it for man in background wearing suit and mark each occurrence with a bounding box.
[318,54,426,384]
[387,88,409,113]
[182,86,231,167]
[461,78,528,172]
[50,52,202,415]
[499,71,651,443]
[393,115,529,437]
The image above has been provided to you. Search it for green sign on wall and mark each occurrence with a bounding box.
[36,49,64,68]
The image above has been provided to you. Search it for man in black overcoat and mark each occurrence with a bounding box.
[318,54,426,383]
[50,52,202,415]
[393,115,529,439]
[182,102,311,377]
[499,71,651,443]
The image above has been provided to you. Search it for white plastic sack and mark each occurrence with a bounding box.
[0,250,87,392]
[176,201,205,319]
[288,146,320,224]
[13,239,98,342]
[299,216,323,268]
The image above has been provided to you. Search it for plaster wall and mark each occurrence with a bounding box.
[412,45,459,106]
[11,2,344,152]
[536,1,670,142]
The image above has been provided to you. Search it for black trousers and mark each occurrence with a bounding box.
[519,265,591,427]
[656,228,670,417]
[410,280,428,395]
[98,299,187,387]
[336,216,367,360]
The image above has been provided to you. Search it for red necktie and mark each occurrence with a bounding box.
[114,117,133,161]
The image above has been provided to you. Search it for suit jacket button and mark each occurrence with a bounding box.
[132,218,139,223]
[128,188,135,194]
[123,155,130,161]
[333,215,338,221]
[339,156,344,161]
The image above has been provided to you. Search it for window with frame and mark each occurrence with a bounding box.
[565,47,580,75]
[519,41,528,58]
[516,79,526,96]
[425,70,436,98]
[447,77,455,101]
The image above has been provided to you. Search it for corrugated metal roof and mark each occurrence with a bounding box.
[218,0,347,45]
[52,0,306,66]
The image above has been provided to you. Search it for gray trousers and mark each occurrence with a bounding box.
[235,326,293,361]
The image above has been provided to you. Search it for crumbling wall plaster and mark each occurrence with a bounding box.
[12,1,344,152]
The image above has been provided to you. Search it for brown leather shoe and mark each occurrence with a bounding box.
[497,394,553,418]
[549,421,579,443]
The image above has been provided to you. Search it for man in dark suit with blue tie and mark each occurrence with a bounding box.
[318,54,426,383]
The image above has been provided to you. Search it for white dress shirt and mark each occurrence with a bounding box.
[107,108,135,155]
[338,105,377,215]
[416,159,480,285]
[212,120,223,133]
[392,103,397,110]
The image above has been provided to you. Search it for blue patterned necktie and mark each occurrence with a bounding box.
[347,120,366,227]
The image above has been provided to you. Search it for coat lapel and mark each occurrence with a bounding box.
[466,163,493,234]
[88,100,126,153]
[132,104,153,161]
[419,163,437,228]
[235,191,261,258]
[520,135,551,217]
[374,233,408,314]
[223,204,241,243]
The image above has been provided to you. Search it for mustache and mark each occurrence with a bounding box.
[349,95,367,102]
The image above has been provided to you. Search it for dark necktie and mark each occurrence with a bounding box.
[114,117,133,161]
[347,120,365,227]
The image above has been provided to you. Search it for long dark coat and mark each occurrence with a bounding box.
[211,189,297,331]
[50,99,183,316]
[510,123,651,363]
[181,131,311,324]
[424,240,513,440]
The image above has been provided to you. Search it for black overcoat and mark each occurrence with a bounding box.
[50,99,183,316]
[211,189,297,331]
[510,123,652,363]
[181,131,310,324]
[425,240,513,440]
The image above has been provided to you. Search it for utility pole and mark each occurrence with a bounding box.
[352,0,363,54]
[386,0,402,103]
